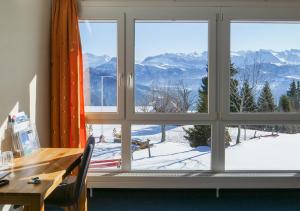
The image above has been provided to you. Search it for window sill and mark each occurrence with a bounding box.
[87,172,300,189]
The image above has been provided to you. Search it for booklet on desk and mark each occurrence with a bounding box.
[0,171,9,180]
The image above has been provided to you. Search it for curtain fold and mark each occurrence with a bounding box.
[51,0,86,148]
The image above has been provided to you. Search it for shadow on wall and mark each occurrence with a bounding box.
[0,74,39,152]
[0,102,19,152]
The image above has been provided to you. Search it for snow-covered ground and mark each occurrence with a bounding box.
[85,106,117,112]
[85,106,198,113]
[131,125,210,170]
[225,127,300,170]
[90,124,300,171]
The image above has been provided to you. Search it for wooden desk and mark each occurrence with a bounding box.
[0,148,83,211]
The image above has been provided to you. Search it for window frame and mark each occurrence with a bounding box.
[219,7,300,172]
[79,5,300,175]
[80,9,125,121]
[220,7,300,121]
[126,7,218,121]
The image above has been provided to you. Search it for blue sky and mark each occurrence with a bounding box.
[79,21,300,61]
[79,22,117,57]
[135,22,208,61]
[231,22,300,52]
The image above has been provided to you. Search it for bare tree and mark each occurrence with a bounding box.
[230,53,264,144]
[151,84,178,113]
[174,80,195,112]
[147,81,194,142]
[139,95,152,112]
[149,83,177,142]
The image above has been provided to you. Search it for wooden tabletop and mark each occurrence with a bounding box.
[0,148,83,208]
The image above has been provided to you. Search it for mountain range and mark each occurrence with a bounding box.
[83,49,300,107]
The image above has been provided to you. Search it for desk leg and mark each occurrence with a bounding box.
[24,204,44,211]
[24,196,44,211]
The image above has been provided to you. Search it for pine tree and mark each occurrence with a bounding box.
[230,63,240,112]
[287,80,297,97]
[279,95,291,112]
[257,81,276,112]
[287,80,299,111]
[184,67,210,147]
[196,68,208,113]
[240,80,256,112]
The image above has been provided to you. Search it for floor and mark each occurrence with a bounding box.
[48,188,300,211]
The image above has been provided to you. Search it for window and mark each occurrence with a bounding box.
[80,21,118,112]
[221,7,300,173]
[134,21,208,113]
[230,22,300,113]
[79,6,300,177]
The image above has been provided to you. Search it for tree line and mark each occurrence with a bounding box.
[279,80,300,112]
[140,60,300,147]
[185,64,300,148]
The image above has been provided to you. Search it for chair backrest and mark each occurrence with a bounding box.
[73,136,95,201]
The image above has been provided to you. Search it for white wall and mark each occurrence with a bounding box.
[0,0,51,149]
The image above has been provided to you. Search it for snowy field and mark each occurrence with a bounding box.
[226,127,300,170]
[89,124,300,171]
[85,106,198,113]
[85,106,117,112]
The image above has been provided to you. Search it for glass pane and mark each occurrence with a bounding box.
[225,124,300,170]
[87,124,121,170]
[134,21,208,113]
[79,21,117,112]
[230,22,300,113]
[131,124,211,170]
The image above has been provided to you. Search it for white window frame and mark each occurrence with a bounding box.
[219,7,300,172]
[80,6,220,173]
[220,7,300,121]
[80,8,125,121]
[79,3,300,188]
[126,7,218,121]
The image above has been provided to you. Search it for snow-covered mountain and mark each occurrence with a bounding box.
[141,49,300,67]
[231,49,300,66]
[141,52,208,70]
[84,49,300,70]
[83,53,111,68]
[83,49,300,106]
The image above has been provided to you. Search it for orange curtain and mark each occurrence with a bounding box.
[51,0,86,148]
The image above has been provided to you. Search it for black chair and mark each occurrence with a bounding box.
[45,136,95,210]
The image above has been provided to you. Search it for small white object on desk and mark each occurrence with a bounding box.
[0,171,9,180]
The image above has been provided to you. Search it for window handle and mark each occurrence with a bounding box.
[118,73,123,87]
[127,73,133,88]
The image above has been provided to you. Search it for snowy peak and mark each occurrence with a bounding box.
[84,49,300,70]
[140,49,300,69]
[275,49,300,65]
[231,49,300,66]
[141,52,208,70]
[83,53,111,69]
